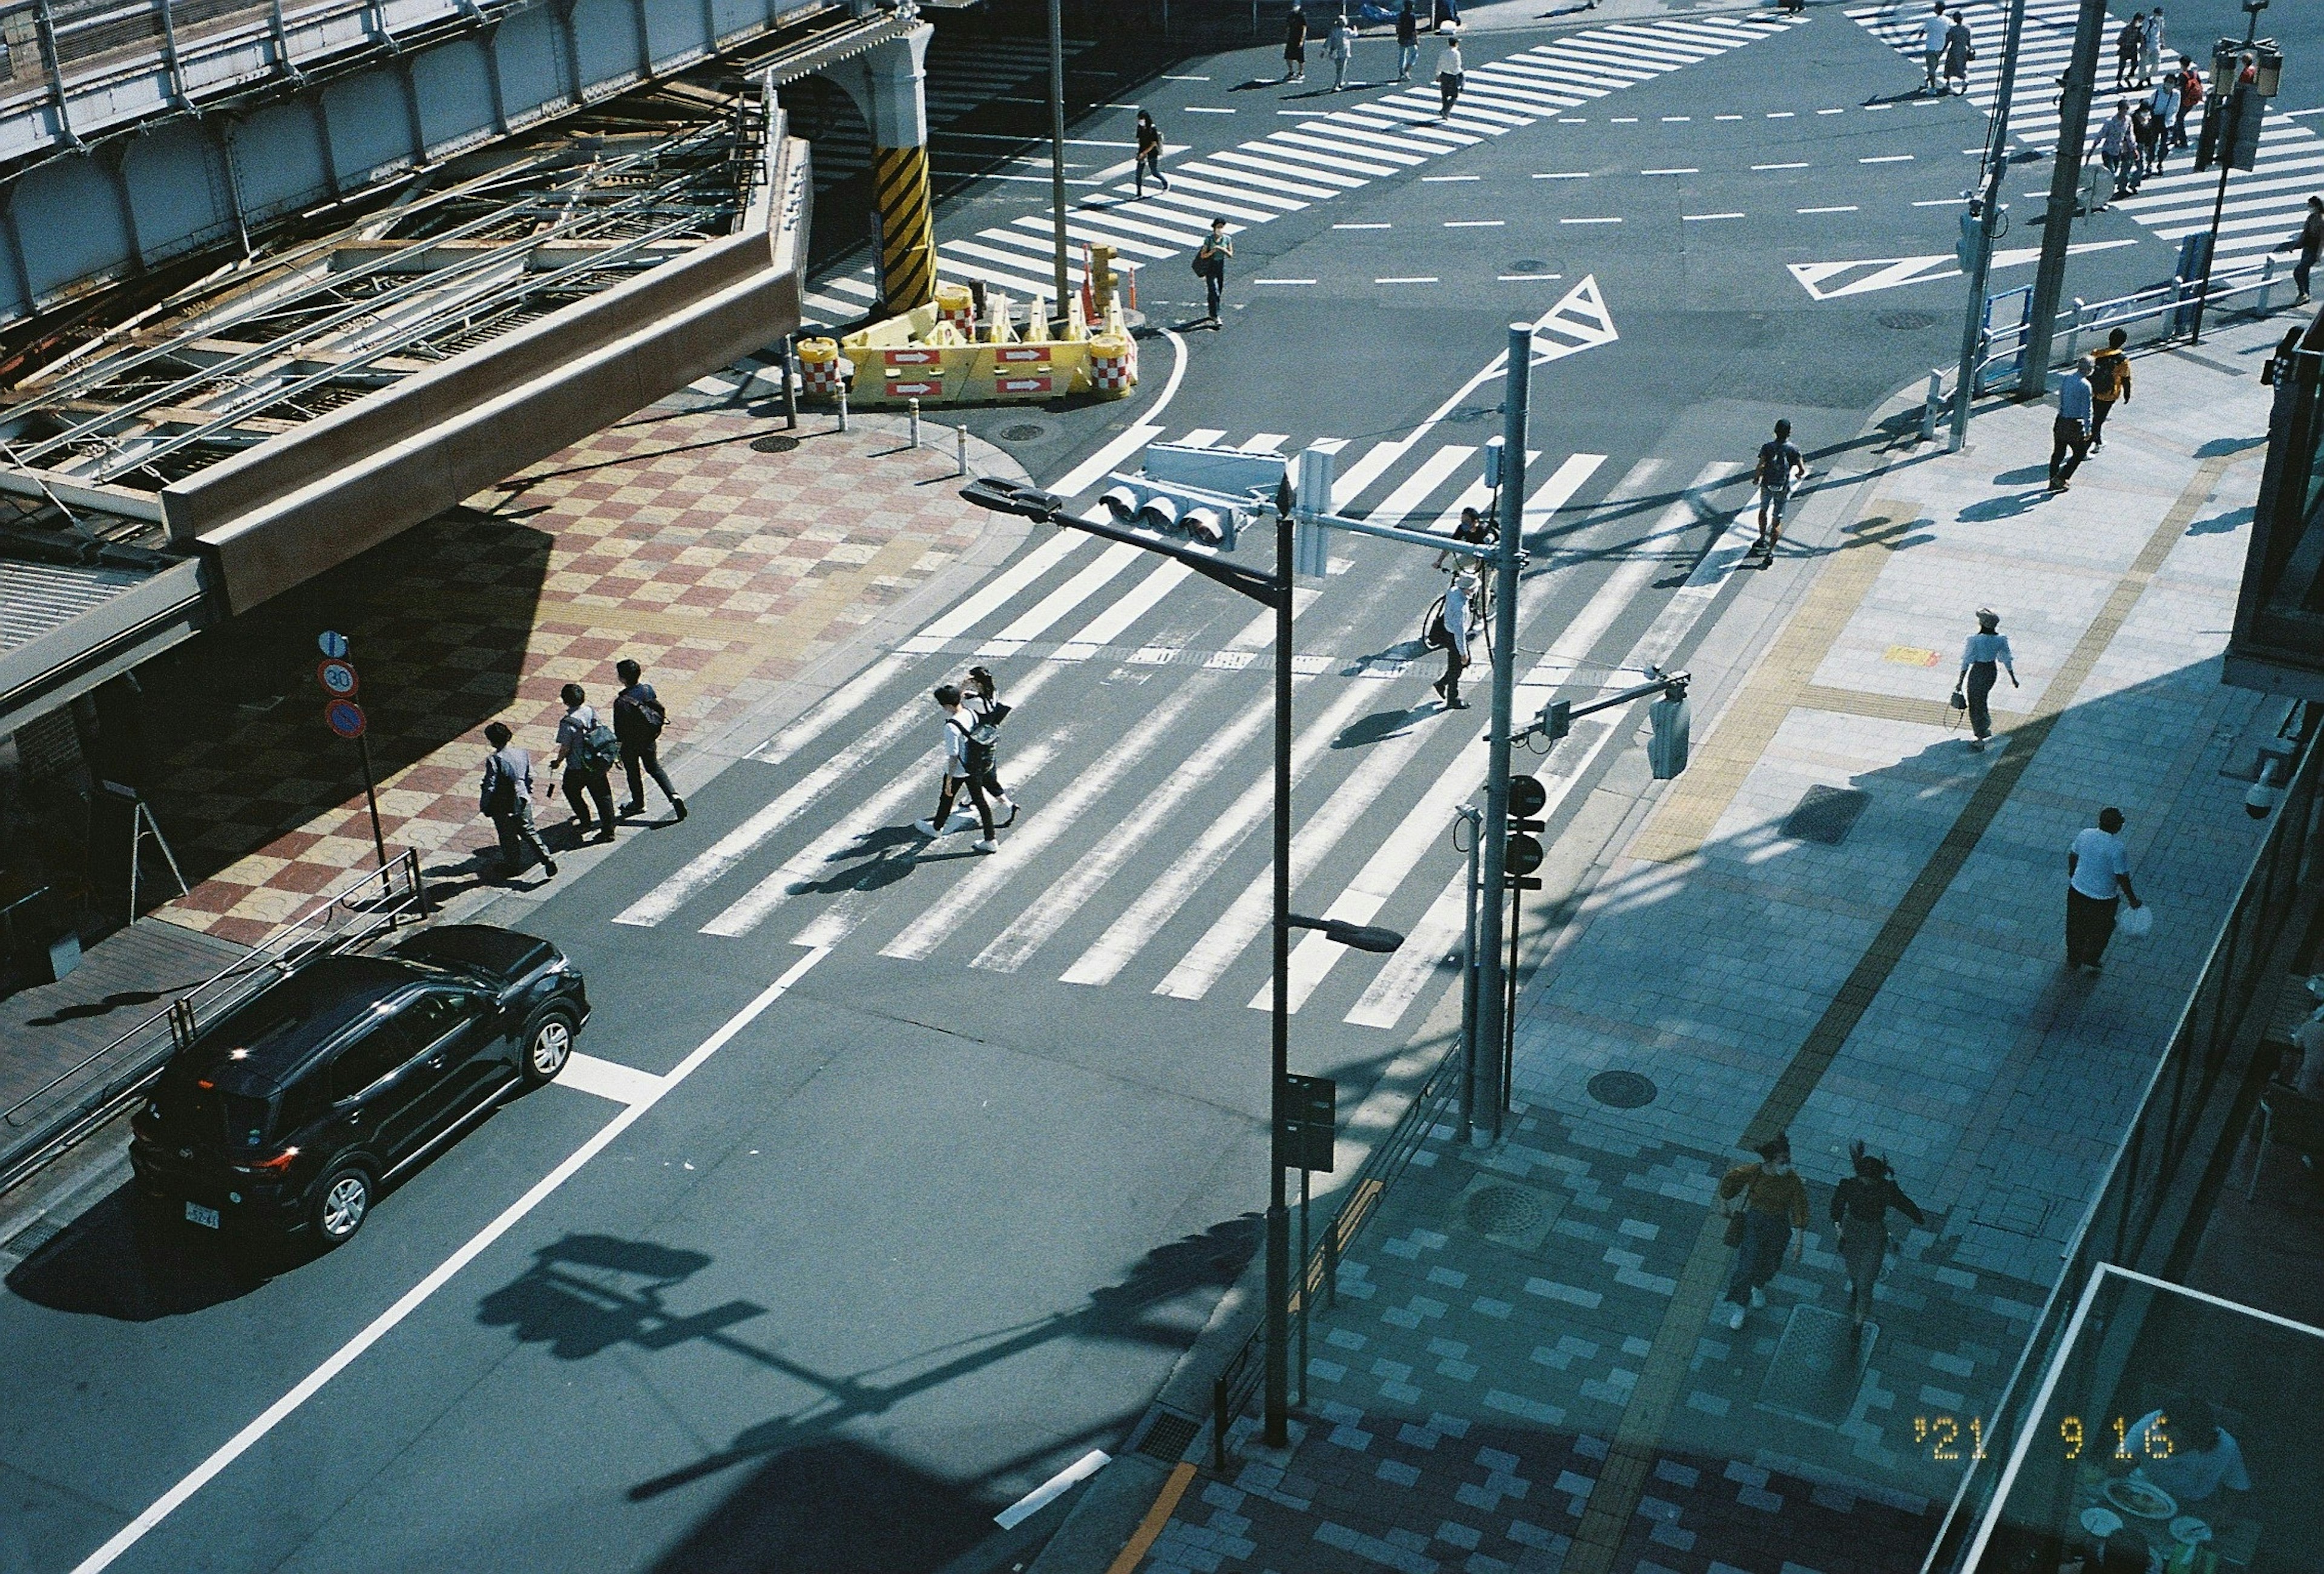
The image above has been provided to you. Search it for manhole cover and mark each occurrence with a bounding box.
[1466,1185,1544,1238]
[1000,421,1054,442]
[1587,1069,1658,1109]
[1782,784,1871,845]
[1877,310,1939,330]
[749,434,800,453]
[1509,258,1551,272]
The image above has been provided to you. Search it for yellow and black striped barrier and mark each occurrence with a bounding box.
[872,145,937,311]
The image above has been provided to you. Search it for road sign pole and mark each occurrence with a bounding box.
[356,732,387,870]
[1473,322,1528,1145]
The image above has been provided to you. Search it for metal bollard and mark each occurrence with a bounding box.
[2262,255,2278,313]
[2063,298,2087,367]
[837,382,849,433]
[783,337,799,430]
[1922,368,1943,444]
[908,397,921,449]
[955,424,968,477]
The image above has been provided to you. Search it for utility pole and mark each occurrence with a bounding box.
[1262,500,1293,1446]
[2189,0,2273,345]
[1047,0,1071,317]
[1951,0,2031,450]
[2020,0,2109,397]
[1472,322,1530,1143]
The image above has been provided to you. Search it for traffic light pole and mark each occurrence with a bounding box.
[1472,322,1529,1145]
[1263,503,1293,1448]
[2190,2,2268,345]
[1951,0,2030,451]
[2019,0,2109,398]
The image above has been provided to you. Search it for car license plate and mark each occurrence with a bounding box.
[185,1201,220,1230]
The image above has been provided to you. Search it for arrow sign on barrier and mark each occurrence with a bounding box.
[999,376,1054,394]
[1789,238,2141,301]
[885,348,942,366]
[999,347,1048,364]
[891,381,943,397]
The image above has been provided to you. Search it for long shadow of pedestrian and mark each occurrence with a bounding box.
[1959,490,2055,522]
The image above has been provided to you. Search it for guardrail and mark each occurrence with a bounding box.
[0,847,430,1196]
[1918,710,2321,1572]
[1209,1006,1470,1471]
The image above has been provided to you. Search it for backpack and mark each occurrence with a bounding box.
[578,723,622,773]
[617,686,666,738]
[2090,352,2124,400]
[1422,593,1451,650]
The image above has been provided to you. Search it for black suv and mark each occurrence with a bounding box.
[130,925,589,1248]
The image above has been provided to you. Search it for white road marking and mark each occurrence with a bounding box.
[1366,445,1479,530]
[1445,219,1506,227]
[982,545,1147,657]
[1500,273,1562,281]
[1799,205,1860,214]
[1860,152,1915,162]
[70,948,831,1574]
[1561,215,1623,225]
[1376,275,1441,283]
[1534,171,1591,179]
[554,1052,665,1106]
[1055,561,1193,659]
[1683,212,1745,221]
[1641,166,1699,175]
[901,532,1088,655]
[996,1451,1112,1530]
[750,651,911,766]
[1752,161,1809,170]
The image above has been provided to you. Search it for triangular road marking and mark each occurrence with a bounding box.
[1529,274,1618,364]
[1788,238,2141,301]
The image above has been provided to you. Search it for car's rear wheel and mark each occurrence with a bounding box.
[520,1010,576,1087]
[309,1166,373,1247]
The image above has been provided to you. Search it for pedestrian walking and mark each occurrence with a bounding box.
[2049,356,2094,492]
[1716,1134,1807,1331]
[1942,10,1973,94]
[1428,565,1476,710]
[1951,608,2018,752]
[1433,0,1459,30]
[479,722,557,879]
[2140,5,2164,87]
[1753,418,1805,558]
[962,665,1019,825]
[1194,218,1232,326]
[1922,1,1949,93]
[1830,1142,1926,1335]
[2147,73,2180,171]
[2093,100,2135,200]
[612,657,686,822]
[2089,326,2132,448]
[1396,0,1419,81]
[1284,3,1307,80]
[2130,102,2160,185]
[2115,14,2142,90]
[914,684,999,853]
[1327,11,1354,90]
[548,683,618,844]
[2066,806,2142,971]
[2276,195,2323,304]
[1135,111,1169,197]
[2171,56,2201,148]
[1436,35,1465,116]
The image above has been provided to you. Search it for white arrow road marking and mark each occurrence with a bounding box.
[1788,238,2140,301]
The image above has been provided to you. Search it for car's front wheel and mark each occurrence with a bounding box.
[309,1165,373,1247]
[519,1009,576,1087]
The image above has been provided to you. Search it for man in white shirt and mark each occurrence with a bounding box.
[2067,806,2141,969]
[913,684,999,852]
[1923,2,1950,93]
[2125,1404,2250,1504]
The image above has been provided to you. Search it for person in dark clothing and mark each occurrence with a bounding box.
[1395,0,1419,80]
[2277,195,2324,304]
[480,722,557,878]
[1831,1142,1926,1333]
[1135,111,1169,197]
[1195,219,1232,325]
[1283,4,1307,80]
[2171,55,2201,148]
[612,657,686,822]
[2115,13,2142,90]
[549,683,616,844]
[962,666,1017,825]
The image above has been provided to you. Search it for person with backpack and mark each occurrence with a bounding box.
[1830,1142,1926,1335]
[2115,13,2142,90]
[1753,418,1806,559]
[914,684,999,853]
[1193,218,1232,326]
[2147,73,2179,172]
[2089,327,2132,449]
[1283,3,1307,82]
[1428,565,1477,710]
[1135,111,1169,197]
[1941,10,1972,96]
[479,721,557,879]
[549,683,618,844]
[962,666,1018,825]
[2171,55,2201,148]
[612,657,686,822]
[1395,0,1419,82]
[1436,34,1465,116]
[2276,195,2323,306]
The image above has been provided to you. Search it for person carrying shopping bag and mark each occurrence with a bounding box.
[1716,1134,1807,1331]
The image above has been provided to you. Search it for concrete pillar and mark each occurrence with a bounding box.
[825,24,936,312]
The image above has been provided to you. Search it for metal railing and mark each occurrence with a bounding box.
[0,847,430,1196]
[1210,1013,1470,1471]
[1919,711,2323,1572]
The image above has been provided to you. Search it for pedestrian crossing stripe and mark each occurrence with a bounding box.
[1846,0,2324,267]
[801,13,1807,325]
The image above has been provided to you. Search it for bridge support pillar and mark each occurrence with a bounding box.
[824,23,935,312]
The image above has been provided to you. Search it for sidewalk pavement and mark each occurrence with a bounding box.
[1130,316,2291,1574]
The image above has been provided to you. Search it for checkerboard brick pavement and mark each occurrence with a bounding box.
[143,410,998,943]
[1128,321,2293,1574]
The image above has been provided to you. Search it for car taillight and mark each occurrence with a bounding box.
[239,1147,298,1176]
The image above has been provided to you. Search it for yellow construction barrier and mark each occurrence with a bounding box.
[816,290,1140,407]
[798,337,845,399]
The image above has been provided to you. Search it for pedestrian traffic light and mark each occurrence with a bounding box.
[1506,773,1546,891]
[1647,687,1690,780]
[1540,698,1572,741]
[1955,211,1981,273]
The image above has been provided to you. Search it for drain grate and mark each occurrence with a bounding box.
[1466,1185,1544,1238]
[1783,785,1871,845]
[1138,1409,1204,1461]
[1509,258,1551,272]
[1877,309,1938,330]
[749,434,801,454]
[4,1215,65,1258]
[1587,1069,1658,1109]
[1001,422,1053,442]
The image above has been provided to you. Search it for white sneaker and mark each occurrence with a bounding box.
[1727,1303,1746,1331]
[1749,1287,1766,1309]
[993,795,1015,816]
[972,838,999,854]
[913,819,940,837]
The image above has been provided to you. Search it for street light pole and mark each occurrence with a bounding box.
[2020,0,2109,397]
[1263,502,1294,1448]
[1047,0,1071,316]
[1951,0,2030,450]
[1471,322,1529,1143]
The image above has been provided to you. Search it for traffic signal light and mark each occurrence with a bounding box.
[1647,690,1690,780]
[1955,211,1981,273]
[1506,773,1546,891]
[1540,698,1572,741]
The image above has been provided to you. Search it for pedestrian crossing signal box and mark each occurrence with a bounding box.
[1278,1074,1337,1173]
[2197,41,2279,173]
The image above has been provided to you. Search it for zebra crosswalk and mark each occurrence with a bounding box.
[1847,0,2324,264]
[611,425,1771,1039]
[798,13,1803,325]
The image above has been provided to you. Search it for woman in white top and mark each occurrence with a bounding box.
[1436,37,1464,116]
[1955,606,2019,750]
[1328,13,1355,90]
